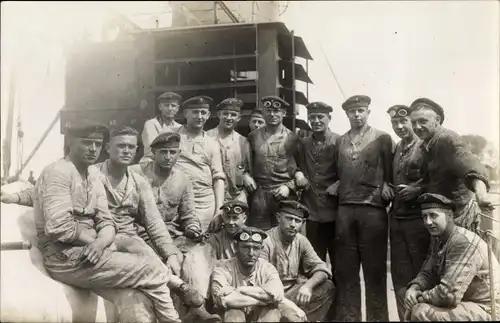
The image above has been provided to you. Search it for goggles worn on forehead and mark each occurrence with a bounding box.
[389,109,408,117]
[223,205,244,214]
[263,101,282,109]
[239,232,263,243]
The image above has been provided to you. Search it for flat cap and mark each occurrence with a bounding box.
[387,105,411,118]
[279,200,309,219]
[342,95,371,111]
[182,95,213,110]
[235,226,268,243]
[150,132,181,149]
[67,122,109,139]
[216,98,243,112]
[409,98,445,124]
[250,106,264,118]
[261,95,290,109]
[157,92,182,103]
[417,193,456,211]
[220,200,249,215]
[306,101,333,114]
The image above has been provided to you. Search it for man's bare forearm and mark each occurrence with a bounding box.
[221,291,266,309]
[94,226,115,248]
[213,179,225,210]
[237,286,274,303]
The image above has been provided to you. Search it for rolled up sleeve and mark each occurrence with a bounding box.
[208,139,226,182]
[17,187,35,207]
[210,264,235,308]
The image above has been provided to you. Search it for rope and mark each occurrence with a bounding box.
[479,212,500,225]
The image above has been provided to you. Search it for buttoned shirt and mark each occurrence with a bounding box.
[130,160,200,237]
[247,124,300,190]
[211,257,284,308]
[175,126,225,199]
[392,136,426,218]
[409,227,500,310]
[297,130,340,222]
[142,117,182,158]
[336,126,394,208]
[33,157,115,257]
[206,127,251,202]
[421,127,489,208]
[260,227,331,290]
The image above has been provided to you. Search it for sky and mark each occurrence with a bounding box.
[1,1,499,178]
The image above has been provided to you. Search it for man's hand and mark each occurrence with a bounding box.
[208,209,224,233]
[295,284,313,307]
[398,185,422,201]
[273,185,290,200]
[295,172,310,190]
[242,173,257,193]
[404,285,423,310]
[166,253,182,276]
[185,227,202,242]
[280,297,307,322]
[82,239,107,265]
[1,191,19,204]
[381,182,395,201]
[476,191,495,213]
[326,181,340,196]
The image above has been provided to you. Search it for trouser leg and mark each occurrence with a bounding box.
[94,288,156,323]
[358,206,388,322]
[223,309,246,322]
[44,249,180,323]
[182,243,216,299]
[249,305,282,322]
[334,205,361,321]
[249,187,278,230]
[285,280,335,322]
[409,302,491,321]
[195,193,216,232]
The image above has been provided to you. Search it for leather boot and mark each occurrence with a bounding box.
[177,283,204,308]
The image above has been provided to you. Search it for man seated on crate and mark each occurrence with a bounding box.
[260,200,335,322]
[210,226,284,322]
[399,193,500,321]
[130,132,204,254]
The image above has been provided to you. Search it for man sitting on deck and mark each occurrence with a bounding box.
[400,193,500,321]
[260,200,335,322]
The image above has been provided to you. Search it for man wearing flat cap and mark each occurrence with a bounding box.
[207,98,253,205]
[182,200,250,304]
[142,92,183,160]
[174,95,226,232]
[210,226,284,322]
[409,98,492,232]
[334,95,394,322]
[260,200,335,322]
[32,122,186,323]
[246,95,305,230]
[400,193,500,321]
[295,101,340,273]
[248,106,266,132]
[386,104,430,320]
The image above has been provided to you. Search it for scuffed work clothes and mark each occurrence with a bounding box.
[336,126,394,208]
[141,117,182,159]
[206,127,251,203]
[130,160,201,237]
[182,230,238,299]
[210,258,284,309]
[421,127,489,208]
[247,124,300,189]
[222,306,281,323]
[407,302,493,321]
[392,136,426,218]
[94,160,180,261]
[297,129,340,222]
[407,226,500,318]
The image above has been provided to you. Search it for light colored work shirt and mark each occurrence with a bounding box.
[142,117,182,158]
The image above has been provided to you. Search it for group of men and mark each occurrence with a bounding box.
[1,91,499,322]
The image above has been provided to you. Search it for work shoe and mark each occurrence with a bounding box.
[183,306,222,323]
[178,283,205,308]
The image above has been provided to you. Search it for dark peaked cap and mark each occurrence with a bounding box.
[150,132,181,149]
[409,98,445,124]
[417,193,456,211]
[342,95,371,111]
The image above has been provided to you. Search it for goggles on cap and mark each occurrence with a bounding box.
[223,205,244,214]
[389,109,408,117]
[263,101,283,109]
[239,232,263,243]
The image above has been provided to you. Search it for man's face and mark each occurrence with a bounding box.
[236,241,262,267]
[346,107,370,129]
[153,146,181,170]
[422,208,451,237]
[106,135,137,166]
[308,112,330,133]
[277,212,304,239]
[69,134,104,166]
[158,101,180,119]
[262,107,286,126]
[410,108,441,141]
[222,212,247,236]
[391,116,415,140]
[184,108,210,129]
[249,115,266,131]
[218,110,241,131]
